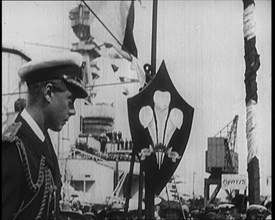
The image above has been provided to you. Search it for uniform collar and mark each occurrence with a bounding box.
[21,108,45,142]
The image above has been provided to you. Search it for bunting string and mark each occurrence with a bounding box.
[81,0,132,58]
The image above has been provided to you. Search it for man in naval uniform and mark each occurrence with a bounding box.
[2,52,88,220]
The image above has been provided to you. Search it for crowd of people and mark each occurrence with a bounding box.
[58,198,272,220]
[188,202,272,220]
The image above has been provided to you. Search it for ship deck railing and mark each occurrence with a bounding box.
[70,147,114,169]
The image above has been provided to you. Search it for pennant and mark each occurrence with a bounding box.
[111,64,119,72]
[85,1,145,88]
[122,0,138,57]
[131,56,146,87]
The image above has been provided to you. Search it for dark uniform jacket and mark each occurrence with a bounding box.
[2,114,62,220]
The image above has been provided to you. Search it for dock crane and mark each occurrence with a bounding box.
[204,115,239,207]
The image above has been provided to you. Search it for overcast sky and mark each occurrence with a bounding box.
[2,1,271,197]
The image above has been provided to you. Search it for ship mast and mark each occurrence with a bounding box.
[124,1,159,219]
[144,0,158,219]
[150,0,158,77]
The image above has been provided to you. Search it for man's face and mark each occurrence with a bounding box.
[46,87,76,131]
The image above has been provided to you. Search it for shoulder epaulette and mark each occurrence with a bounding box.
[2,122,22,143]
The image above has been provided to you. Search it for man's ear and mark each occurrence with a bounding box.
[44,83,53,103]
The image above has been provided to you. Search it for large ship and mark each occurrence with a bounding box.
[57,2,143,211]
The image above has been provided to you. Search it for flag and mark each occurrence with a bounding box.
[122,0,138,57]
[85,0,145,88]
[86,0,137,57]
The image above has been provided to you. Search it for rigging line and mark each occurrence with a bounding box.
[214,117,235,137]
[2,81,139,97]
[3,87,22,109]
[165,185,171,210]
[2,91,27,97]
[81,0,153,83]
[24,41,71,50]
[86,81,139,89]
[172,175,186,220]
[81,0,132,58]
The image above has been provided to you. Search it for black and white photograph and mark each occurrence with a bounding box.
[2,1,271,219]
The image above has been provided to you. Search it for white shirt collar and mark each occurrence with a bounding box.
[21,109,45,142]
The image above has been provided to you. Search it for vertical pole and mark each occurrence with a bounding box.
[114,158,119,190]
[151,0,158,76]
[57,132,61,159]
[124,150,136,217]
[145,172,155,219]
[172,176,186,220]
[204,179,209,208]
[193,172,195,208]
[243,188,248,211]
[242,0,261,205]
[138,163,144,219]
[63,158,67,203]
[144,1,158,218]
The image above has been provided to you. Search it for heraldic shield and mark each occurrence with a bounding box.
[127,60,194,195]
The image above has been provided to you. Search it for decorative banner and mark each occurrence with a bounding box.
[222,174,247,191]
[127,61,194,194]
[246,100,259,163]
[242,0,261,204]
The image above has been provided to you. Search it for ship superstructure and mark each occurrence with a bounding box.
[57,2,142,208]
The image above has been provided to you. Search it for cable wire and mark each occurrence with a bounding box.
[81,0,132,59]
